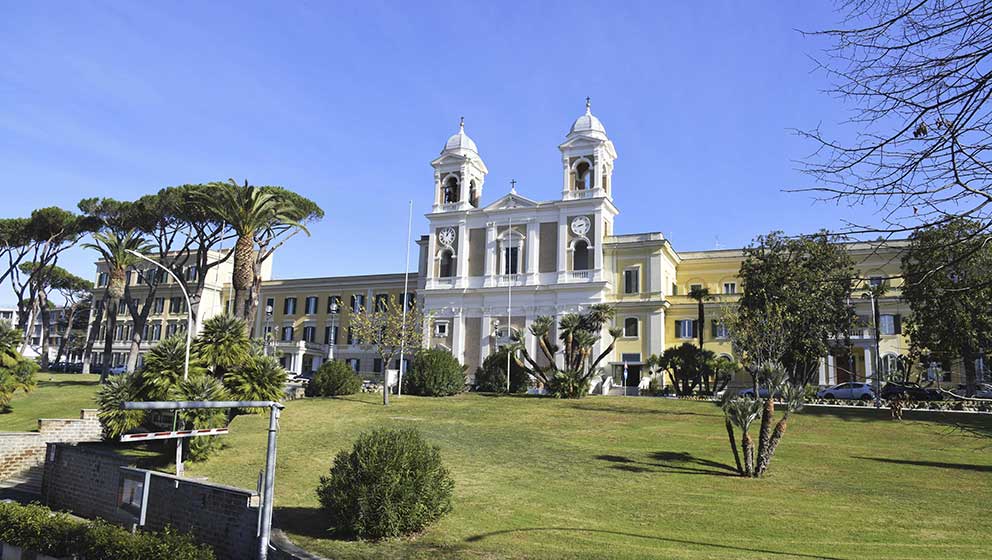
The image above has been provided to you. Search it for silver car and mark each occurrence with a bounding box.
[816,382,875,400]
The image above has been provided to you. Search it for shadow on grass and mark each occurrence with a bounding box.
[595,452,736,477]
[464,528,848,559]
[275,506,334,539]
[35,379,100,388]
[329,396,384,406]
[852,456,992,473]
[567,402,722,418]
[474,392,547,399]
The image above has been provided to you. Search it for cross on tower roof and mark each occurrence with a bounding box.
[509,179,517,194]
[585,96,591,113]
[459,116,464,131]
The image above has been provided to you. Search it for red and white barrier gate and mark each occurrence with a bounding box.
[120,427,229,442]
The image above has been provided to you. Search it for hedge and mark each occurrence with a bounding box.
[0,502,214,560]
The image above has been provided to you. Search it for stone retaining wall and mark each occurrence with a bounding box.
[0,409,102,481]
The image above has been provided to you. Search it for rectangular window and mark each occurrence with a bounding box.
[185,266,199,282]
[97,272,108,287]
[151,322,162,341]
[623,317,639,337]
[434,321,449,337]
[869,276,883,288]
[265,297,275,315]
[712,320,729,339]
[152,298,164,314]
[676,319,697,339]
[373,358,383,373]
[345,358,359,372]
[879,314,901,335]
[281,326,294,342]
[305,296,318,315]
[624,268,639,294]
[327,296,341,314]
[620,353,641,363]
[671,283,678,296]
[375,294,389,312]
[504,247,519,274]
[723,282,737,295]
[347,327,354,345]
[135,270,144,285]
[284,297,297,315]
[401,293,415,312]
[689,283,702,293]
[169,297,183,314]
[303,326,316,342]
[125,271,132,285]
[351,294,365,313]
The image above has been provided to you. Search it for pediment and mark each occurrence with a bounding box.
[483,192,539,210]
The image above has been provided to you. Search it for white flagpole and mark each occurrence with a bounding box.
[507,214,512,393]
[398,200,413,398]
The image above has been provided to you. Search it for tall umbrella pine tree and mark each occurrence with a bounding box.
[197,180,323,328]
[83,230,151,382]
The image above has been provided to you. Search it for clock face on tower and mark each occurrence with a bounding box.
[438,227,456,247]
[570,216,591,237]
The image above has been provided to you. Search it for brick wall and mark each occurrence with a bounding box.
[0,409,102,481]
[43,444,260,560]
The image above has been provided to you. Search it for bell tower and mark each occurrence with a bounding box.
[559,98,616,201]
[432,118,488,212]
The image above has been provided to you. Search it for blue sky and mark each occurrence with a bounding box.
[0,1,876,291]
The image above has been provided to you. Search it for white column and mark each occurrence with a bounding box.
[561,157,571,198]
[863,347,873,384]
[485,222,496,284]
[818,357,827,385]
[452,313,465,365]
[593,209,604,271]
[526,220,539,279]
[593,148,603,191]
[426,228,437,280]
[554,311,565,369]
[295,343,305,374]
[827,355,837,385]
[525,314,537,361]
[648,312,664,358]
[480,315,492,363]
[456,223,469,282]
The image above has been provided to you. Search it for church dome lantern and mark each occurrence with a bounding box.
[559,98,616,201]
[432,117,488,212]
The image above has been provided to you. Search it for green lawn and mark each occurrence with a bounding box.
[185,394,992,560]
[0,373,100,432]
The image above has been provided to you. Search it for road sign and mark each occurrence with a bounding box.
[120,427,229,442]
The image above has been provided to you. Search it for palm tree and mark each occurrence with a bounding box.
[193,314,250,378]
[724,396,763,476]
[196,180,309,325]
[687,285,711,349]
[83,230,150,383]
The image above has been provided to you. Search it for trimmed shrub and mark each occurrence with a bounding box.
[309,360,362,396]
[316,427,454,540]
[475,348,530,393]
[403,348,465,397]
[0,502,213,560]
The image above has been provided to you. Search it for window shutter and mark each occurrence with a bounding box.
[675,320,683,337]
[711,320,718,338]
[894,314,902,334]
[691,320,698,338]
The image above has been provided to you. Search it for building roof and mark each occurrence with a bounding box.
[567,99,608,139]
[441,118,479,156]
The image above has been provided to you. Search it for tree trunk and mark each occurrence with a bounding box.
[741,433,754,477]
[101,298,118,383]
[725,417,743,475]
[231,235,254,323]
[755,397,775,474]
[19,297,40,356]
[54,303,78,366]
[39,297,51,370]
[961,345,977,397]
[756,413,790,477]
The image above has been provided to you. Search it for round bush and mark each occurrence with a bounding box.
[309,360,362,396]
[316,427,454,540]
[475,348,530,393]
[403,348,465,396]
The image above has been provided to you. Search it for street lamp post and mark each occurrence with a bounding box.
[126,250,193,475]
[264,304,273,356]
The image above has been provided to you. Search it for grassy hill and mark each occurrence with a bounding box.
[187,393,992,560]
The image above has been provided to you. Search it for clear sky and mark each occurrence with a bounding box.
[0,0,877,293]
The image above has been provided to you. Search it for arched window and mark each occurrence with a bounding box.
[573,239,590,271]
[574,161,591,190]
[443,177,459,203]
[439,250,454,278]
[623,317,638,337]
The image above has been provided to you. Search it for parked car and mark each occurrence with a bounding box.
[67,362,84,373]
[880,381,942,401]
[951,383,992,399]
[107,365,128,376]
[816,382,875,401]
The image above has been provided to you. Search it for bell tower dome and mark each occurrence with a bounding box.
[559,98,616,201]
[432,118,488,212]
